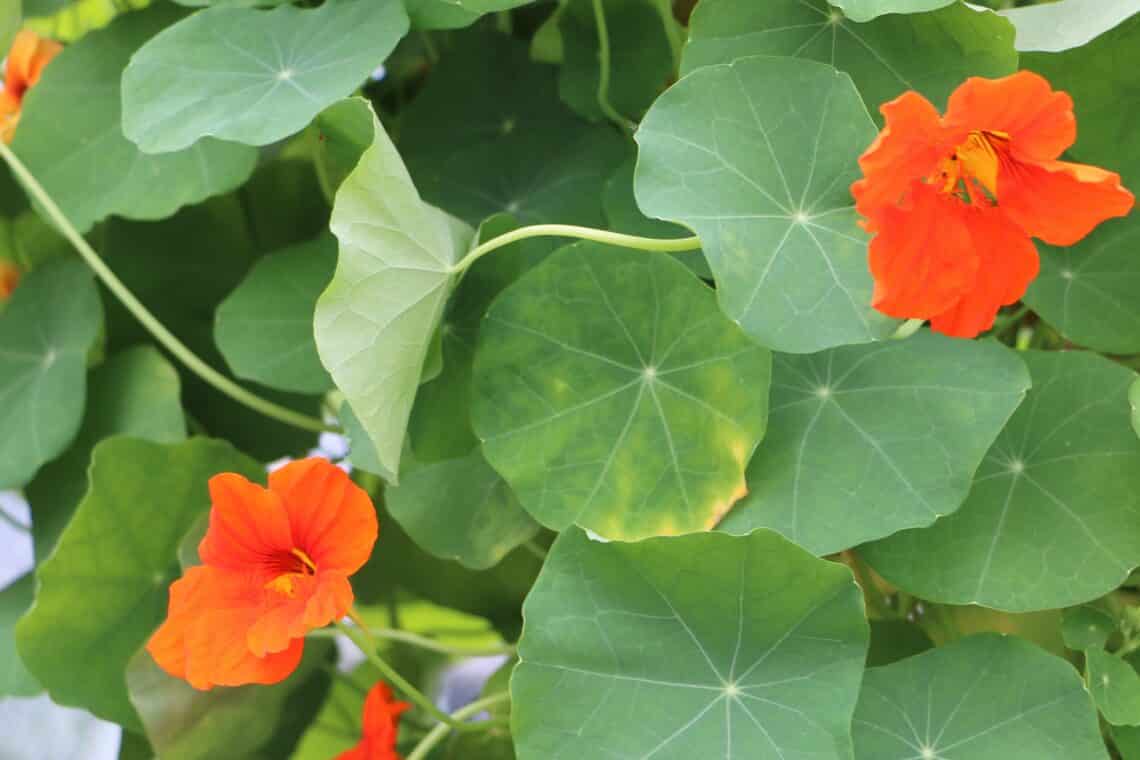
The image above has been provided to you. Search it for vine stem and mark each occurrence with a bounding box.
[337,612,485,733]
[458,223,701,275]
[406,692,511,760]
[591,0,634,133]
[0,141,333,434]
[309,625,515,658]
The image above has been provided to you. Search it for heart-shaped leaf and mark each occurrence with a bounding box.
[513,528,869,759]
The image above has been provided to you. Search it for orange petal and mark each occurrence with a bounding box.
[198,472,294,575]
[361,682,410,742]
[147,566,304,690]
[246,571,353,657]
[999,159,1135,247]
[944,71,1075,162]
[868,182,979,320]
[269,458,378,574]
[852,91,946,229]
[929,207,1039,338]
[4,30,62,99]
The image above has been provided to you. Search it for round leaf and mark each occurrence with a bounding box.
[0,258,101,490]
[122,0,410,152]
[863,350,1140,612]
[1062,606,1117,652]
[513,528,869,759]
[472,242,771,540]
[635,55,896,353]
[719,333,1030,554]
[853,634,1108,759]
[1087,648,1140,726]
[830,0,954,23]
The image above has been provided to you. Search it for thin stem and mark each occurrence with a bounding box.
[406,693,511,760]
[891,318,924,340]
[591,0,634,132]
[337,614,482,733]
[309,625,515,658]
[0,141,333,435]
[458,224,700,275]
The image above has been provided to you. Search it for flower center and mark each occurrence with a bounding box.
[933,129,1009,204]
[264,548,317,597]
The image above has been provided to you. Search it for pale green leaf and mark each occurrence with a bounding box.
[1087,648,1140,726]
[853,634,1108,759]
[215,234,336,394]
[0,257,101,490]
[473,243,771,540]
[830,0,954,23]
[1000,0,1139,52]
[513,528,869,759]
[863,351,1140,612]
[314,105,474,480]
[635,55,896,352]
[13,5,257,234]
[122,0,410,152]
[1061,606,1116,651]
[15,437,263,729]
[720,334,1030,554]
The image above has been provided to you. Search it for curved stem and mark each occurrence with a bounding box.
[591,0,633,133]
[337,613,483,733]
[458,224,701,275]
[0,141,333,434]
[309,625,515,658]
[406,692,511,760]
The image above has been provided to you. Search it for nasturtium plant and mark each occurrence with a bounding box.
[1,1,1138,758]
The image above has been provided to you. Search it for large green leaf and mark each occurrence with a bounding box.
[636,55,895,353]
[852,634,1108,759]
[1024,216,1140,354]
[1001,0,1139,52]
[121,0,409,152]
[829,0,954,23]
[126,640,332,759]
[405,0,534,29]
[27,346,186,561]
[473,243,771,540]
[0,575,39,697]
[314,104,474,480]
[398,28,628,228]
[1087,648,1140,726]
[15,437,263,729]
[0,257,101,490]
[387,449,539,570]
[13,5,256,234]
[215,234,336,394]
[863,350,1140,612]
[681,0,1017,118]
[513,528,869,759]
[719,334,1030,554]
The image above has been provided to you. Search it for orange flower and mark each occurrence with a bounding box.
[852,71,1134,338]
[336,681,411,760]
[0,30,62,143]
[0,260,18,300]
[147,457,378,690]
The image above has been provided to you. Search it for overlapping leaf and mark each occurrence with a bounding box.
[863,351,1140,612]
[719,334,1030,554]
[1087,648,1140,726]
[830,0,954,23]
[1001,0,1139,52]
[513,528,868,759]
[1061,606,1116,651]
[473,243,771,540]
[636,55,895,352]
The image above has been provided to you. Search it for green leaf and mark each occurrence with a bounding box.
[853,634,1108,759]
[312,97,374,203]
[15,437,263,729]
[405,0,534,29]
[27,346,186,561]
[126,640,332,759]
[0,575,40,697]
[1061,606,1116,651]
[215,234,336,394]
[314,104,473,480]
[829,0,955,23]
[681,0,1017,120]
[1001,0,1139,52]
[0,257,101,490]
[473,243,771,540]
[635,55,896,353]
[0,0,18,51]
[398,28,628,228]
[513,528,869,758]
[121,0,410,152]
[1087,648,1140,726]
[719,334,1030,554]
[863,350,1140,612]
[866,620,932,668]
[557,0,673,122]
[387,448,539,570]
[1024,216,1140,354]
[13,5,257,234]
[1132,377,1140,440]
[1117,724,1140,759]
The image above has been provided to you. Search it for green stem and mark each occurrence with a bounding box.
[336,615,483,733]
[406,693,511,760]
[591,0,634,133]
[0,141,333,435]
[309,625,515,658]
[458,224,700,275]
